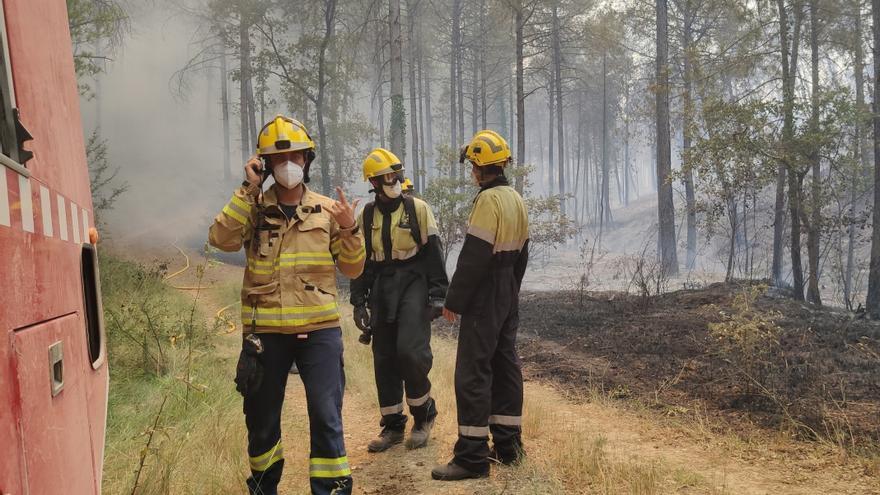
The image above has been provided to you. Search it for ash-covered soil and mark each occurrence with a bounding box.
[514,282,880,451]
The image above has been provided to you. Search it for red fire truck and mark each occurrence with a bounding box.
[0,0,108,493]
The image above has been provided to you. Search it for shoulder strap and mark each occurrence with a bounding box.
[363,201,376,261]
[403,195,423,248]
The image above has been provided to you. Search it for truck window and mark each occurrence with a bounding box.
[0,4,32,169]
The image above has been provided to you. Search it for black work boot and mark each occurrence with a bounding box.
[367,427,404,453]
[406,399,437,450]
[490,447,524,466]
[405,417,434,450]
[431,461,488,481]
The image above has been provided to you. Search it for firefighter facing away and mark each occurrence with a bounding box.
[431,130,530,481]
[350,148,449,452]
[208,115,365,495]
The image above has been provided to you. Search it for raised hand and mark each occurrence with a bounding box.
[326,186,360,229]
[244,155,263,185]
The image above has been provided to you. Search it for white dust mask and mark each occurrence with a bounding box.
[383,182,402,199]
[273,161,304,189]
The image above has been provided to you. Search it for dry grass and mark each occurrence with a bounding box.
[101,255,248,495]
[335,301,716,494]
[102,258,717,494]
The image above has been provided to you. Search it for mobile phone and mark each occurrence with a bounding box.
[260,156,272,183]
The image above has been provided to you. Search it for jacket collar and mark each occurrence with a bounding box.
[262,184,320,209]
[375,195,403,214]
[479,175,509,192]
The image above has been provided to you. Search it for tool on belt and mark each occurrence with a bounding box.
[234,331,265,398]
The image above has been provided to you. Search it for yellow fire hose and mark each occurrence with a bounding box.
[215,302,239,335]
[164,243,239,334]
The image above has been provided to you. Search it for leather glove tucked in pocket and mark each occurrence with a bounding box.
[353,304,371,331]
[428,297,445,321]
[234,333,264,398]
[353,304,372,344]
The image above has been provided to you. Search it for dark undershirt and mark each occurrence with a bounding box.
[279,203,298,223]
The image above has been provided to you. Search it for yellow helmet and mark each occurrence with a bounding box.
[463,130,511,167]
[402,178,414,192]
[257,115,315,156]
[362,148,405,181]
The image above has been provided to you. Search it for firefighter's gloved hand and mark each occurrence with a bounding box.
[428,297,445,321]
[354,304,372,345]
[234,334,264,398]
[353,304,371,331]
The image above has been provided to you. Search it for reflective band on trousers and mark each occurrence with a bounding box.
[406,391,431,407]
[250,440,283,472]
[380,402,404,415]
[489,414,522,426]
[309,456,351,478]
[458,425,490,438]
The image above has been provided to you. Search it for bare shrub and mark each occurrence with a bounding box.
[617,239,670,302]
[567,233,606,307]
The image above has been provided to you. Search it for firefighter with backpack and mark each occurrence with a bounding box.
[350,148,449,452]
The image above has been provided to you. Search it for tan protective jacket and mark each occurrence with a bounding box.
[209,184,365,334]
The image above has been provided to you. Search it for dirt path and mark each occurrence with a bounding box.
[153,245,878,494]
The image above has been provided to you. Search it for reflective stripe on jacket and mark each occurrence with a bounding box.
[209,184,365,334]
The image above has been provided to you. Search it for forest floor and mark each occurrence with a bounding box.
[104,239,880,495]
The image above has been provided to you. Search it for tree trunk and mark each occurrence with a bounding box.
[424,56,434,179]
[656,0,679,276]
[806,0,822,305]
[220,46,231,182]
[238,16,251,162]
[548,74,555,195]
[726,199,739,281]
[575,90,584,224]
[374,25,387,149]
[866,0,880,318]
[624,114,630,206]
[601,51,611,229]
[515,1,525,193]
[316,0,338,195]
[480,0,488,129]
[471,52,478,135]
[553,3,565,210]
[416,26,427,190]
[389,0,406,159]
[682,4,697,270]
[406,0,420,187]
[774,0,796,290]
[450,0,460,177]
[783,0,805,300]
[509,73,516,161]
[846,1,867,307]
[241,13,258,156]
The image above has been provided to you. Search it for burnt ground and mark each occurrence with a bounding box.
[512,282,880,453]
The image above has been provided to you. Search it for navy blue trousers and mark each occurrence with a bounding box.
[243,328,352,495]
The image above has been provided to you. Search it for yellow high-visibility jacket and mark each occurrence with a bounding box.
[209,184,365,334]
[445,177,529,315]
